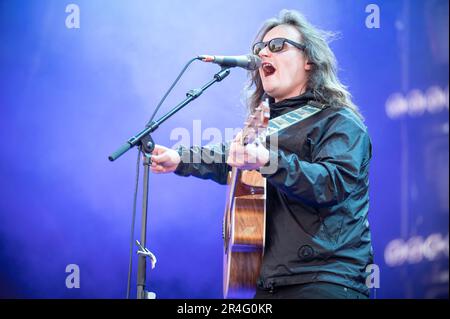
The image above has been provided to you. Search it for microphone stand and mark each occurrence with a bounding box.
[109,66,231,299]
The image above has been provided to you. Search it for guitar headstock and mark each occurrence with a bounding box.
[242,99,270,145]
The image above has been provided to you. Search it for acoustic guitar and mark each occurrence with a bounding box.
[223,101,270,299]
[222,99,327,298]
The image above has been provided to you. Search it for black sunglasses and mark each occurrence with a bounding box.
[252,37,306,56]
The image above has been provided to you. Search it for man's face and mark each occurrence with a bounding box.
[257,25,311,102]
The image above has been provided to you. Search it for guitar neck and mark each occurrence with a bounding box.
[265,103,326,137]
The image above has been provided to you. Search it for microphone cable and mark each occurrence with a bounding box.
[126,56,199,298]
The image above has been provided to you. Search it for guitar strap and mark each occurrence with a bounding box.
[266,100,329,137]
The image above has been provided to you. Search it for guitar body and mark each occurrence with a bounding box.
[223,168,266,299]
[221,100,325,298]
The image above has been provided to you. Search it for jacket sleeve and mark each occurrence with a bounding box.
[174,142,232,185]
[261,112,372,207]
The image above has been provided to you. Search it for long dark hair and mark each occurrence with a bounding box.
[246,9,363,119]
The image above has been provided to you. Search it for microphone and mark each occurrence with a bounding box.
[198,54,262,71]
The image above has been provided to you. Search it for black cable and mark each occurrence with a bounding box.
[126,148,141,299]
[126,56,199,298]
[146,57,200,126]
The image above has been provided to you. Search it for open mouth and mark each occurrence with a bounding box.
[262,62,276,77]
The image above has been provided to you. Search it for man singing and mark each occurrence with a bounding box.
[150,9,373,299]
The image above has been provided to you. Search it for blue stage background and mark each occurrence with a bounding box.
[0,0,448,298]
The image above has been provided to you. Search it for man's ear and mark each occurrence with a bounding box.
[305,61,313,71]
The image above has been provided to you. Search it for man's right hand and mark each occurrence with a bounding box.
[150,145,181,174]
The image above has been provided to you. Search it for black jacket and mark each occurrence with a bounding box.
[175,92,373,296]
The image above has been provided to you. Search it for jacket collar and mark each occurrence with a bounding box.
[267,91,317,117]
